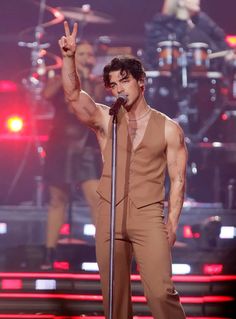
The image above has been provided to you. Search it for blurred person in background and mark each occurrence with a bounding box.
[144,0,232,70]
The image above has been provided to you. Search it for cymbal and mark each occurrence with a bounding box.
[57,6,114,24]
[15,50,62,82]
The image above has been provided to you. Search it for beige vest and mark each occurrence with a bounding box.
[97,107,167,208]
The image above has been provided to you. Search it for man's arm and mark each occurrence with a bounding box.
[58,21,109,131]
[165,118,188,247]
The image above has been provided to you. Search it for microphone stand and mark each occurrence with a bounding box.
[107,104,119,319]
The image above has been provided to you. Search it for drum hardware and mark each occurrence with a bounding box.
[187,42,211,72]
[157,40,183,72]
[15,0,62,207]
[180,50,188,88]
[152,41,236,144]
[208,48,236,60]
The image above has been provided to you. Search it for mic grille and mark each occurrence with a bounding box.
[117,93,127,104]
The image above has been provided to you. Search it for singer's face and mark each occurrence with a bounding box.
[75,43,96,70]
[109,70,144,110]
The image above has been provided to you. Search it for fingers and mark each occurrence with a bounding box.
[64,21,78,39]
[72,22,78,38]
[64,21,70,37]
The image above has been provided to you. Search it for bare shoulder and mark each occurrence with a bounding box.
[164,116,185,147]
[95,103,110,123]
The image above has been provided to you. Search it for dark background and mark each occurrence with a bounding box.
[0,0,236,81]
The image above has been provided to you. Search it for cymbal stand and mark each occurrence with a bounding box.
[175,50,194,135]
[73,4,92,41]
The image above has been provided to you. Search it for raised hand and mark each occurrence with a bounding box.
[58,21,78,57]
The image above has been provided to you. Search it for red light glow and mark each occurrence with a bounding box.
[0,80,18,92]
[0,316,231,319]
[226,35,236,47]
[1,279,22,290]
[60,223,70,235]
[183,225,200,238]
[221,113,228,121]
[203,264,223,275]
[53,261,70,271]
[6,116,24,133]
[0,272,236,282]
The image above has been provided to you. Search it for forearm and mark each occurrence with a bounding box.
[61,55,81,102]
[167,178,185,231]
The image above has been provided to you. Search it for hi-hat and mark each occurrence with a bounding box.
[57,6,114,24]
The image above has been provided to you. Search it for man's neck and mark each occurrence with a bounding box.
[126,100,150,121]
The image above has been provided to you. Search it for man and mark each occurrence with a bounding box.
[41,41,103,269]
[59,21,187,319]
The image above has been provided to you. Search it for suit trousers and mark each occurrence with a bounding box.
[95,196,186,319]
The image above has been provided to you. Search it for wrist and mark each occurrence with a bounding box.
[62,54,75,59]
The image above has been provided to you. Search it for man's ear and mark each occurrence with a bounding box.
[138,78,145,90]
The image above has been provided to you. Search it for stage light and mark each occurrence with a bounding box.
[221,113,228,121]
[226,35,236,47]
[6,115,24,133]
[35,279,56,290]
[82,262,99,272]
[220,226,235,239]
[0,80,17,92]
[183,225,200,238]
[53,261,69,270]
[60,223,70,235]
[172,264,191,275]
[203,264,223,275]
[83,224,96,236]
[1,279,22,290]
[0,223,7,234]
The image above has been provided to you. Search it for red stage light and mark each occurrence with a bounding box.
[60,223,70,235]
[6,116,24,133]
[221,113,228,121]
[203,264,223,275]
[53,261,70,271]
[0,80,18,93]
[183,225,200,238]
[1,279,22,290]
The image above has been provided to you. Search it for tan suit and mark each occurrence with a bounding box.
[96,108,186,319]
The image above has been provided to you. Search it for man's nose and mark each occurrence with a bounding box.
[117,83,124,94]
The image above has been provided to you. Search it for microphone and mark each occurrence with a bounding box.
[109,93,127,115]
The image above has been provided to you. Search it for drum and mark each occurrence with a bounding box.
[145,70,179,118]
[157,41,183,72]
[224,62,236,104]
[187,72,223,137]
[187,42,211,72]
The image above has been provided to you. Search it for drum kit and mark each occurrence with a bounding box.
[145,40,236,203]
[146,40,236,143]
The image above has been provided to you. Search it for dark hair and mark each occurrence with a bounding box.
[103,55,146,88]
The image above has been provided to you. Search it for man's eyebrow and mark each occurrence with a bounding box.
[120,73,129,81]
[109,73,130,86]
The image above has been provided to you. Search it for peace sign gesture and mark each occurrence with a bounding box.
[58,21,78,57]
